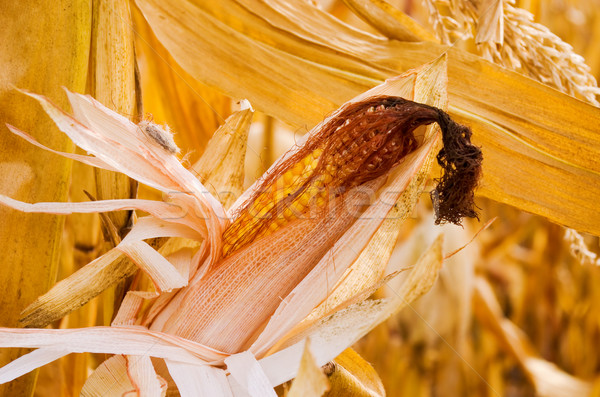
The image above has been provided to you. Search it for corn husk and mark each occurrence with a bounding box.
[18,104,252,328]
[287,340,330,397]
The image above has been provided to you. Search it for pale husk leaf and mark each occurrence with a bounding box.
[79,355,134,397]
[165,360,232,397]
[190,103,253,209]
[255,235,444,386]
[17,96,252,328]
[225,351,276,397]
[287,340,330,397]
[126,355,166,397]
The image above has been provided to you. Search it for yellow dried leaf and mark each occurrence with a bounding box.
[0,1,91,395]
[342,0,436,42]
[190,103,253,209]
[326,348,385,397]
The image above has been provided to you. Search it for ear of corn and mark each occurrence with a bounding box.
[223,97,436,256]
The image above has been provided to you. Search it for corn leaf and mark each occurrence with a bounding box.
[0,1,91,395]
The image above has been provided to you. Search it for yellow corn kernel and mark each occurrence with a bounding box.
[283,170,295,184]
[291,161,305,176]
[289,200,306,216]
[297,190,312,208]
[222,147,333,257]
[315,196,327,207]
[322,173,333,184]
[254,201,275,219]
[282,207,294,220]
[309,158,319,171]
[313,177,325,188]
[302,154,312,166]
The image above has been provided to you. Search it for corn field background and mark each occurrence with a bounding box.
[1,0,600,396]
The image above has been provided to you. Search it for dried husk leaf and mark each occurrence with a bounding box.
[80,355,135,397]
[18,105,252,328]
[0,1,91,395]
[287,340,330,397]
[325,348,385,397]
[125,355,167,397]
[164,359,231,397]
[0,327,226,366]
[135,0,600,236]
[190,103,253,209]
[256,235,444,388]
[225,351,277,396]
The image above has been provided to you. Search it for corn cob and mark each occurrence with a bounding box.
[222,96,482,257]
